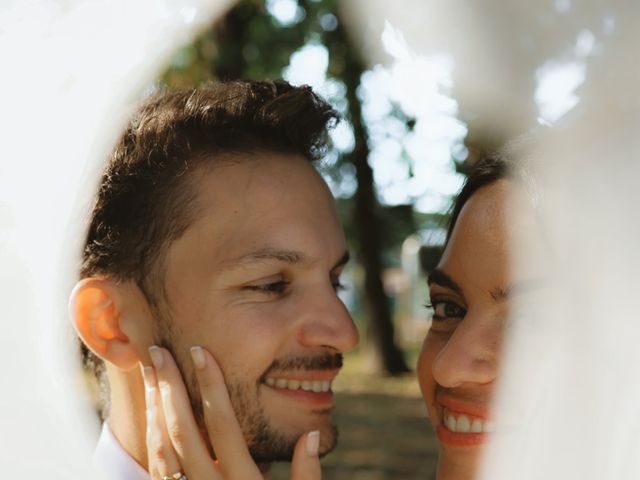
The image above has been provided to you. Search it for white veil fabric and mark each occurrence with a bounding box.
[484,92,640,478]
[1,1,638,478]
[0,1,234,477]
[481,5,640,480]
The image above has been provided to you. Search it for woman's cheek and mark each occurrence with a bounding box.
[417,333,442,419]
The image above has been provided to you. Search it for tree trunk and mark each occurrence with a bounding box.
[332,16,410,374]
[212,0,410,374]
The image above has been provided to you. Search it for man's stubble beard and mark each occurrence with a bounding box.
[152,304,338,464]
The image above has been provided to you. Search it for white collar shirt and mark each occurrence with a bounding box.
[94,422,150,480]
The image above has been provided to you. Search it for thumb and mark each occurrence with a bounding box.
[290,431,322,480]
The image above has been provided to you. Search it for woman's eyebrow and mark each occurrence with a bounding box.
[490,277,548,301]
[428,268,465,297]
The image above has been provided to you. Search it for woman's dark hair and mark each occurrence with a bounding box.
[445,155,510,244]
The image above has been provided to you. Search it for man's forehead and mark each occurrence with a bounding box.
[192,151,320,190]
[165,152,345,272]
[187,153,334,221]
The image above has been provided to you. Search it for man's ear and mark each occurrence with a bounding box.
[69,277,153,370]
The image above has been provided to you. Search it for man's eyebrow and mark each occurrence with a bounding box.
[224,248,350,271]
[428,268,464,297]
[226,248,305,269]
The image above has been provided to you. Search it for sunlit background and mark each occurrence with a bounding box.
[1,0,638,478]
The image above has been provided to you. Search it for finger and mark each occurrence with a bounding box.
[148,346,220,480]
[141,365,183,480]
[291,431,322,480]
[189,346,262,479]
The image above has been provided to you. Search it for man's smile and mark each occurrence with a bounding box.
[265,378,333,392]
[262,369,340,407]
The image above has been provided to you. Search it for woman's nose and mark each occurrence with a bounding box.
[432,312,501,388]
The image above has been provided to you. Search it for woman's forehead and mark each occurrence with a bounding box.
[435,181,514,296]
[436,179,544,298]
[451,181,513,250]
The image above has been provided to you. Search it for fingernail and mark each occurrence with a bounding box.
[148,346,164,368]
[306,430,320,457]
[190,346,206,370]
[141,366,157,391]
[145,393,155,426]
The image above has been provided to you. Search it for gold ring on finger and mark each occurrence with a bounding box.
[162,472,187,480]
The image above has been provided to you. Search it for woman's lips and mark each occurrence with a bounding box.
[436,425,489,446]
[436,394,494,446]
[437,393,490,419]
[443,408,495,433]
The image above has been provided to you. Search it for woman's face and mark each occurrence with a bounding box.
[418,179,517,479]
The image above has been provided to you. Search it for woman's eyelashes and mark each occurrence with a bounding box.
[331,275,346,292]
[425,298,467,321]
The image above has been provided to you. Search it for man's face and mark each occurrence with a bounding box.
[156,153,359,462]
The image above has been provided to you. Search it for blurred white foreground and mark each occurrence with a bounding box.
[482,5,640,480]
[0,0,233,477]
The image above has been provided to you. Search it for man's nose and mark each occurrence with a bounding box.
[297,286,359,353]
[432,311,501,388]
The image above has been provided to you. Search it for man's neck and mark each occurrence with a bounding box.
[107,365,149,470]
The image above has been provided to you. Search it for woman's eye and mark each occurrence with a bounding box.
[245,281,289,295]
[331,276,346,292]
[427,300,467,320]
[333,281,346,291]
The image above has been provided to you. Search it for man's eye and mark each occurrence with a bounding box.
[426,300,467,320]
[245,281,289,294]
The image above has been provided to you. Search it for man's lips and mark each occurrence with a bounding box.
[262,369,339,406]
[265,368,339,382]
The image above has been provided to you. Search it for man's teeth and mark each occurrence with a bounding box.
[443,409,495,433]
[265,377,332,392]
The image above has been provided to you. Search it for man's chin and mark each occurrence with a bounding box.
[317,422,338,458]
[248,422,338,463]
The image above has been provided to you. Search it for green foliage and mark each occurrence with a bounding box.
[159,0,461,274]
